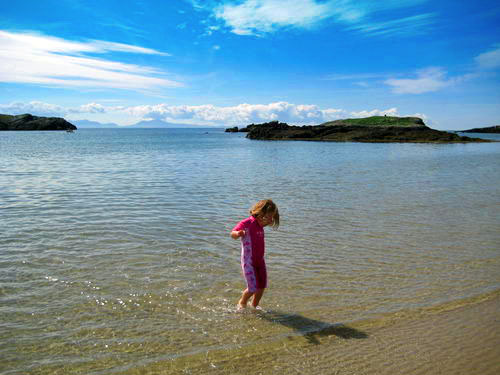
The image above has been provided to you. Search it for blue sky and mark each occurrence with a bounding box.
[0,0,499,129]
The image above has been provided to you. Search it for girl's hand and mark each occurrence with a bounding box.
[231,230,245,239]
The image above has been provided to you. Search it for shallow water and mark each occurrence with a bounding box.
[1,129,499,374]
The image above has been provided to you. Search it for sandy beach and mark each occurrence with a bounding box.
[297,294,500,375]
[266,295,499,375]
[159,293,500,375]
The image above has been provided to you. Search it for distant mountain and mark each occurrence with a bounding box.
[72,119,120,128]
[72,118,217,129]
[129,119,206,128]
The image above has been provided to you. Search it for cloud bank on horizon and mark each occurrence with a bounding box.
[0,0,499,129]
[0,100,420,127]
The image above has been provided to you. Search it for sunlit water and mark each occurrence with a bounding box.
[1,129,499,374]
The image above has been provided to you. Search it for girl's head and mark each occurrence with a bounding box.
[250,199,280,228]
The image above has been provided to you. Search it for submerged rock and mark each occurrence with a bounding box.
[242,117,490,143]
[0,113,77,131]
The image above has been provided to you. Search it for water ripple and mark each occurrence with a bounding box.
[1,129,499,374]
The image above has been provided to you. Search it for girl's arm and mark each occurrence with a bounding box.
[230,230,245,240]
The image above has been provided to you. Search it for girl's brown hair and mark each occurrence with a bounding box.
[250,199,280,228]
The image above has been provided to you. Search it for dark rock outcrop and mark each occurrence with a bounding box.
[225,124,259,132]
[243,117,489,143]
[461,125,500,133]
[0,114,77,131]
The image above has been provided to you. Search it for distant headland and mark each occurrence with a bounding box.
[226,116,491,143]
[0,114,77,131]
[460,125,500,133]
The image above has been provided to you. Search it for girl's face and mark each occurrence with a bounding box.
[257,211,275,227]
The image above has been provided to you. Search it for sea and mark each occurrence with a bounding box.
[1,128,499,374]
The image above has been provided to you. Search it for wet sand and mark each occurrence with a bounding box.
[163,294,500,375]
[310,296,500,375]
[272,296,499,375]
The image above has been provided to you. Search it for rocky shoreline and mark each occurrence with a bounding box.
[226,117,491,143]
[0,114,77,131]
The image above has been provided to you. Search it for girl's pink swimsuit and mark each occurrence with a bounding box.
[232,216,267,292]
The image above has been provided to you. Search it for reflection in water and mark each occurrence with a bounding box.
[258,310,368,344]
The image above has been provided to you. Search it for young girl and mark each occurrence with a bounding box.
[230,199,280,310]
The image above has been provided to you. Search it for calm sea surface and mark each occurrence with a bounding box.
[1,129,499,374]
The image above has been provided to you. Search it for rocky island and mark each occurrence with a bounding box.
[461,125,500,133]
[0,113,77,131]
[226,116,490,143]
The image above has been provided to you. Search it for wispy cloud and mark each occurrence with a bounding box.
[474,44,500,69]
[385,67,452,94]
[323,72,388,89]
[384,43,499,95]
[347,13,436,37]
[325,73,387,81]
[384,67,474,94]
[87,40,171,56]
[204,0,432,37]
[0,30,181,91]
[214,0,335,35]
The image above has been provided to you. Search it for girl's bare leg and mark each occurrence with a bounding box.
[238,288,254,308]
[251,288,264,308]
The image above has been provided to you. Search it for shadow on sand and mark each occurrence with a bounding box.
[257,310,368,345]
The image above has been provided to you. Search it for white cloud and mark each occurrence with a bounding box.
[385,67,460,94]
[125,101,417,125]
[350,107,399,118]
[0,30,181,91]
[125,101,348,124]
[475,44,500,69]
[0,101,68,117]
[208,0,432,36]
[0,100,124,117]
[1,100,427,127]
[73,102,107,114]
